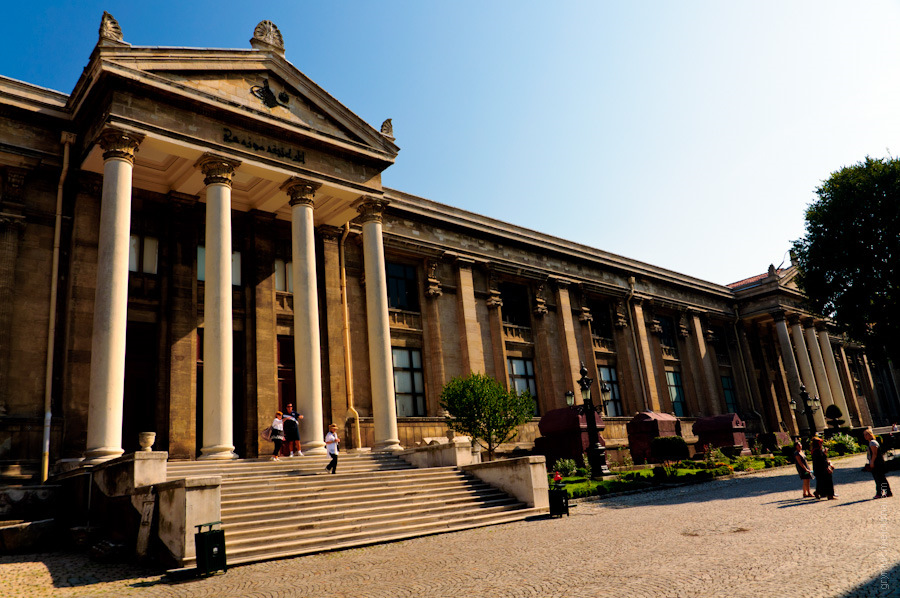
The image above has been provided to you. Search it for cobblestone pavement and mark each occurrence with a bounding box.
[2,453,898,598]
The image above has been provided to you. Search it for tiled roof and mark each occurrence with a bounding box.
[727,269,784,290]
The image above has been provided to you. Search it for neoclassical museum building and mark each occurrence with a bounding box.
[0,15,897,475]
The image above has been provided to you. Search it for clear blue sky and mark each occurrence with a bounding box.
[3,1,899,285]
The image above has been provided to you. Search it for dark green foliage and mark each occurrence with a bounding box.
[824,404,845,429]
[650,436,689,466]
[792,156,900,361]
[440,373,535,460]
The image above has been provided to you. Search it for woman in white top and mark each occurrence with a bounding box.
[270,411,285,461]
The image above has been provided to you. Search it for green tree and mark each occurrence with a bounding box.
[439,373,535,460]
[792,156,900,360]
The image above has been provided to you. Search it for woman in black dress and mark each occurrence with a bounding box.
[811,437,836,500]
[793,440,814,498]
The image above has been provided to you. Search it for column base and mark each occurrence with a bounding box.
[373,439,403,452]
[198,445,238,460]
[301,442,327,455]
[83,447,124,465]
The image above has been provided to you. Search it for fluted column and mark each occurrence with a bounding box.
[815,321,850,421]
[772,311,807,433]
[197,154,240,460]
[357,198,401,451]
[84,129,143,463]
[283,178,326,454]
[787,313,825,430]
[803,318,835,413]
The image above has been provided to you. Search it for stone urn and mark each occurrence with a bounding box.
[138,431,156,452]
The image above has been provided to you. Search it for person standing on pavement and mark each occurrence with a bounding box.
[864,428,892,499]
[270,411,285,461]
[793,440,814,498]
[811,436,836,499]
[282,403,303,457]
[325,423,339,474]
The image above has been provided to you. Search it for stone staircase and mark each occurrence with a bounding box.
[166,452,542,567]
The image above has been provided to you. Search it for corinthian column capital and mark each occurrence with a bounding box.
[196,154,241,187]
[97,128,144,164]
[281,177,321,207]
[355,196,390,224]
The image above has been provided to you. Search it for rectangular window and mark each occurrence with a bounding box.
[722,375,737,413]
[197,246,241,286]
[386,262,419,311]
[507,357,538,415]
[666,370,687,417]
[657,316,679,359]
[500,282,531,327]
[392,347,426,417]
[598,365,623,417]
[129,234,158,275]
[274,259,293,292]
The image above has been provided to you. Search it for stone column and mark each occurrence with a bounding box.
[577,307,604,403]
[455,257,485,375]
[630,299,660,412]
[836,344,871,427]
[485,272,509,389]
[689,313,723,414]
[553,279,583,395]
[785,313,825,430]
[772,311,808,432]
[813,321,851,421]
[422,259,447,409]
[197,154,240,460]
[84,129,143,463]
[283,179,326,454]
[803,318,835,415]
[357,198,401,451]
[320,226,349,429]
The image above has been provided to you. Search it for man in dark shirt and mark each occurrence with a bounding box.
[282,403,303,456]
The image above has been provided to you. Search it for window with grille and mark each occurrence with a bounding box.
[392,347,426,417]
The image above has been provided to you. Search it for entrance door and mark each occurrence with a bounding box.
[123,321,158,453]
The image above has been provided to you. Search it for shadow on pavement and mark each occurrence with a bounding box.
[836,561,900,597]
[0,551,161,588]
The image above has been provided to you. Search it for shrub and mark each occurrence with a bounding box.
[733,455,754,472]
[826,433,861,456]
[779,444,796,459]
[553,458,578,477]
[710,465,734,476]
[651,436,689,466]
[576,465,592,479]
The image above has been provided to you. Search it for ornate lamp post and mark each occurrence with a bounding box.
[789,384,821,436]
[566,363,611,475]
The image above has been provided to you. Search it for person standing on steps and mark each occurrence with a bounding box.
[325,423,339,474]
[270,411,285,461]
[282,403,303,457]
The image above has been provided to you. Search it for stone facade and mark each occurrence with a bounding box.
[0,15,898,472]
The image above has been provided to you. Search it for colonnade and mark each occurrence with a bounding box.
[772,310,852,433]
[83,127,400,463]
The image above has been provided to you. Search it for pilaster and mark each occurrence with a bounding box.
[454,257,485,375]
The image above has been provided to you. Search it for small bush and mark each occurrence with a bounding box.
[576,466,592,479]
[651,436,689,465]
[733,455,754,472]
[553,458,578,477]
[826,433,861,456]
[780,444,796,459]
[710,465,734,477]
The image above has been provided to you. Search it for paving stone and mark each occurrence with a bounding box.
[1,453,897,597]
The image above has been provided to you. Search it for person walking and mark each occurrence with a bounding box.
[282,403,303,457]
[811,436,836,500]
[324,423,339,474]
[270,411,285,461]
[793,440,814,498]
[864,428,892,499]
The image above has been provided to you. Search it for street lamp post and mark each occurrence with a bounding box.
[789,384,821,437]
[566,363,611,475]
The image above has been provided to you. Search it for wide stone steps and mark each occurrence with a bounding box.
[167,453,539,567]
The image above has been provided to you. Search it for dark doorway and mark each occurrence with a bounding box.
[123,321,159,454]
[195,329,248,458]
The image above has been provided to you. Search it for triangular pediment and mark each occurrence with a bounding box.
[70,45,398,160]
